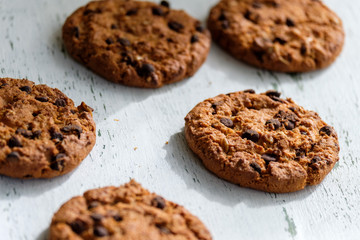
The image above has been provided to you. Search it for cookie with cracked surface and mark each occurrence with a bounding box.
[0,78,96,179]
[63,0,211,88]
[207,0,344,72]
[185,90,340,193]
[50,180,212,240]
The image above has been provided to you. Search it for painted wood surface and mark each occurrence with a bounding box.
[0,0,359,239]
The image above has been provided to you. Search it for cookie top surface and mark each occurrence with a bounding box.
[0,78,96,179]
[50,180,212,240]
[207,0,344,72]
[63,0,211,88]
[185,90,340,193]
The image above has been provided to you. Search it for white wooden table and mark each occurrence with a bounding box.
[0,0,359,239]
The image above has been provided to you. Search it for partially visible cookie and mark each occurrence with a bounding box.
[63,0,211,88]
[185,90,340,193]
[207,0,344,72]
[0,78,96,179]
[50,180,212,240]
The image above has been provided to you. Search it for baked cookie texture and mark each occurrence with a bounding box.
[207,0,344,72]
[50,180,212,240]
[185,90,340,193]
[0,78,96,179]
[63,0,211,88]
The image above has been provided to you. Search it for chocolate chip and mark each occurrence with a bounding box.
[54,99,66,107]
[8,136,22,148]
[300,44,307,55]
[218,13,226,21]
[254,50,264,62]
[51,131,63,141]
[126,8,138,16]
[289,107,296,112]
[221,20,229,29]
[285,121,295,130]
[54,153,66,161]
[244,10,251,20]
[19,86,31,93]
[220,118,234,128]
[113,214,123,222]
[152,7,164,16]
[261,154,277,163]
[121,53,134,65]
[152,196,166,209]
[61,125,83,138]
[137,63,155,77]
[35,96,49,102]
[195,24,204,33]
[105,38,113,45]
[74,27,79,38]
[50,154,65,171]
[0,83,8,89]
[252,1,262,8]
[7,152,20,161]
[319,126,332,136]
[32,111,40,117]
[118,37,131,46]
[156,224,171,234]
[70,219,87,234]
[88,201,99,209]
[94,226,109,237]
[168,21,184,32]
[265,90,281,98]
[286,18,295,27]
[244,89,255,93]
[160,1,170,8]
[16,128,33,138]
[91,213,103,222]
[274,37,287,45]
[111,24,118,29]
[250,162,262,174]
[190,35,199,43]
[265,119,281,130]
[32,130,42,139]
[311,156,321,164]
[241,130,259,142]
[83,9,94,15]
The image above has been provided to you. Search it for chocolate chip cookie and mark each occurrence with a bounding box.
[63,0,211,88]
[207,0,344,72]
[50,180,212,239]
[185,90,340,193]
[0,78,96,179]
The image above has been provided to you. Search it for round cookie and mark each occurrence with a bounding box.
[185,90,340,193]
[0,78,96,179]
[50,180,212,240]
[207,0,344,72]
[63,0,211,88]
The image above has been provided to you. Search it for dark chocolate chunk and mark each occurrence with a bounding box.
[250,162,262,174]
[94,226,109,237]
[105,38,113,45]
[190,35,199,43]
[126,8,138,16]
[50,154,65,171]
[118,38,131,46]
[0,83,9,89]
[218,12,226,21]
[51,131,64,141]
[152,196,166,209]
[195,24,204,33]
[319,126,332,136]
[261,154,277,163]
[91,213,103,222]
[286,18,295,27]
[8,136,22,148]
[19,85,31,93]
[241,130,260,142]
[220,118,234,128]
[16,128,33,138]
[274,37,287,45]
[152,7,164,16]
[74,27,79,38]
[113,214,123,222]
[35,96,49,102]
[265,119,281,130]
[285,121,295,130]
[244,10,252,21]
[265,90,281,98]
[311,156,321,164]
[160,1,170,8]
[61,125,83,138]
[54,99,66,107]
[7,152,20,161]
[137,63,155,77]
[244,89,255,94]
[168,21,184,32]
[300,44,307,55]
[32,130,42,139]
[70,219,87,234]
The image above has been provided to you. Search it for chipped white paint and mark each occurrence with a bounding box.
[0,0,359,239]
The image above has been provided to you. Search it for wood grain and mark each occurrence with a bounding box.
[0,0,359,239]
